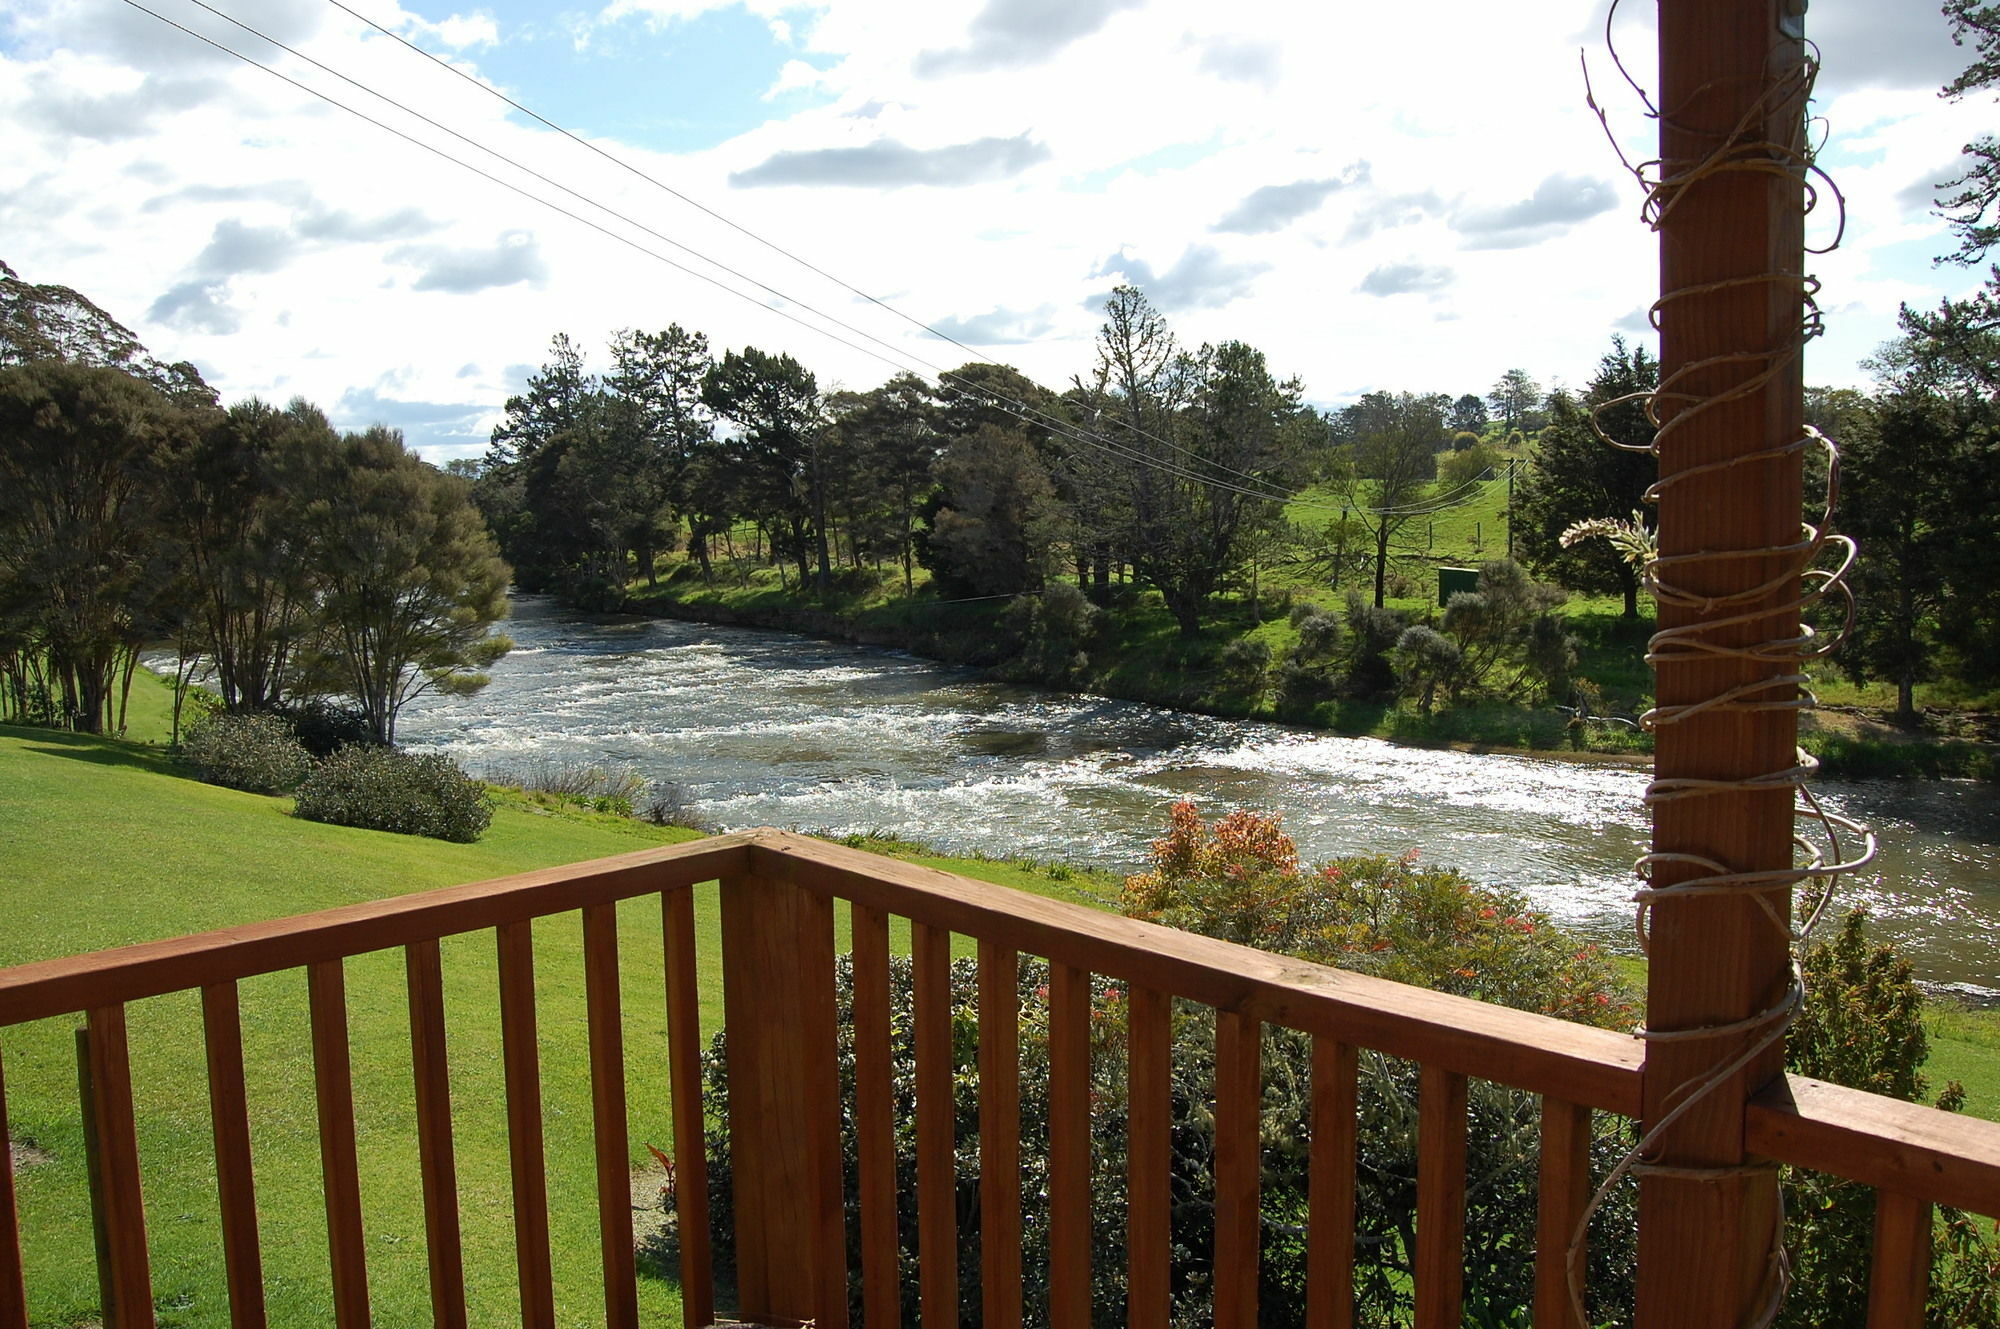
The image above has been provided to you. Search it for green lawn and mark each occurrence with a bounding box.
[0,680,1114,1328]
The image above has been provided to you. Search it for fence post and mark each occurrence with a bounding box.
[718,869,846,1327]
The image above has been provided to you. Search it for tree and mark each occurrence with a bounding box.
[1510,338,1659,618]
[1486,368,1540,435]
[301,427,512,744]
[1835,390,1961,720]
[831,373,938,589]
[1329,391,1443,607]
[0,361,190,732]
[702,347,829,593]
[1070,290,1297,634]
[922,423,1060,597]
[159,397,341,711]
[1449,393,1489,435]
[606,324,713,585]
[478,334,596,595]
[1,259,215,407]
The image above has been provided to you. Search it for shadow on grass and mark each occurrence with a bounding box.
[3,724,178,775]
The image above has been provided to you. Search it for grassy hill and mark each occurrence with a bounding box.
[0,678,1111,1328]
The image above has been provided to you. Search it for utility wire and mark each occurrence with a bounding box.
[125,0,1493,522]
[323,0,1306,495]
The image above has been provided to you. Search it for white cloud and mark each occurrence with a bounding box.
[0,0,1980,464]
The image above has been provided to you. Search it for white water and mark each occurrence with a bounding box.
[400,596,2000,996]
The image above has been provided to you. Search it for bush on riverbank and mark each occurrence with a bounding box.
[294,745,492,842]
[180,711,313,793]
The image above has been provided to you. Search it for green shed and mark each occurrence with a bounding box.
[1438,566,1479,607]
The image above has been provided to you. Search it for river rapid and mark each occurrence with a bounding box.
[399,596,2000,997]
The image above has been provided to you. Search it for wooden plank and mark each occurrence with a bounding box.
[583,904,639,1329]
[1533,1098,1590,1329]
[1747,1074,2000,1217]
[977,941,1021,1329]
[496,922,555,1329]
[306,962,370,1329]
[662,889,714,1329]
[913,922,957,1329]
[83,1008,154,1329]
[1638,2,1805,1323]
[1047,963,1091,1329]
[1866,1190,1932,1329]
[1307,1038,1357,1329]
[201,983,268,1329]
[403,942,465,1329]
[0,836,753,1026]
[1125,985,1170,1329]
[853,906,900,1329]
[1213,1011,1261,1329]
[1414,1066,1467,1329]
[746,836,1641,1114]
[718,873,845,1327]
[0,1043,24,1329]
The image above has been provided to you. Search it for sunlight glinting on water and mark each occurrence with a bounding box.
[399,597,2000,995]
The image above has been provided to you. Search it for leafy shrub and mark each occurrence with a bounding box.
[180,711,313,794]
[1218,635,1271,680]
[293,746,491,842]
[693,805,1639,1328]
[272,696,374,757]
[1341,591,1405,698]
[1779,910,1999,1329]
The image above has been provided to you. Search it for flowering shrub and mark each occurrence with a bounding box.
[1122,802,1634,1027]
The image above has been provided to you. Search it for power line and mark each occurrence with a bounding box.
[121,0,1487,522]
[321,0,1302,495]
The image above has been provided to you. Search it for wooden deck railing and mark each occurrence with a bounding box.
[0,826,1995,1327]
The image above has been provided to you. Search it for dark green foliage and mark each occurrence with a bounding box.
[1510,339,1656,618]
[292,746,492,842]
[1779,910,2000,1329]
[1390,624,1459,714]
[272,696,374,758]
[179,710,312,794]
[924,423,1061,597]
[1000,582,1102,681]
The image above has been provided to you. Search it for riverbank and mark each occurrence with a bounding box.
[620,574,1998,780]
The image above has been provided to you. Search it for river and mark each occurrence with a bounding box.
[399,597,2000,997]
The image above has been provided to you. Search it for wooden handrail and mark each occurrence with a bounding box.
[745,831,1646,1115]
[4,826,1995,1329]
[1747,1075,2000,1214]
[0,834,750,1026]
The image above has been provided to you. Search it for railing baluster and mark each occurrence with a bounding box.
[201,983,267,1329]
[1214,1011,1261,1329]
[496,921,555,1329]
[1534,1098,1591,1329]
[977,941,1021,1329]
[0,1044,24,1329]
[404,941,465,1329]
[853,906,899,1329]
[914,922,957,1329]
[1415,1066,1468,1329]
[1308,1038,1358,1329]
[78,1010,158,1329]
[662,889,713,1329]
[1048,962,1091,1329]
[306,962,370,1329]
[582,904,639,1329]
[1866,1190,1932,1329]
[1126,986,1170,1329]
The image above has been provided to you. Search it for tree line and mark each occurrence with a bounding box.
[467,285,1556,636]
[0,263,510,743]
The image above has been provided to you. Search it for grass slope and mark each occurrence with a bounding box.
[0,684,1114,1328]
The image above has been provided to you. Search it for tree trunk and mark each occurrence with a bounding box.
[1373,526,1391,609]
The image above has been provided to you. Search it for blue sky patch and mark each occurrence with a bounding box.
[450,2,835,154]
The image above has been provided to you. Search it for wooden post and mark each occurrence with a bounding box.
[718,871,845,1327]
[1640,2,1807,1326]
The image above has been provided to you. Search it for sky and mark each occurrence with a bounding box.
[0,0,1988,461]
